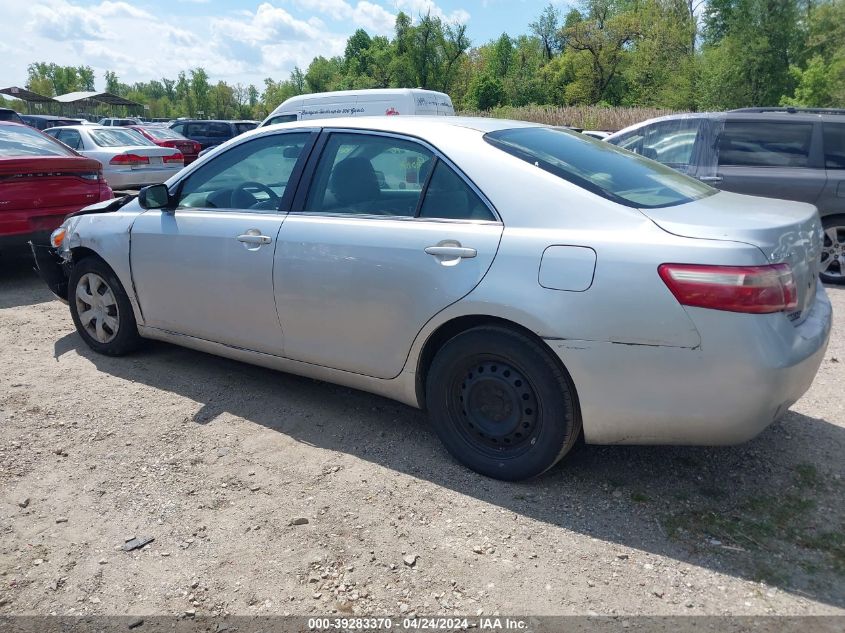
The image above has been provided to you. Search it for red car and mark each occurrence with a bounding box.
[0,122,112,248]
[127,125,201,165]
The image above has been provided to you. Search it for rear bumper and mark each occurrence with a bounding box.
[104,166,182,189]
[549,284,832,445]
[29,242,69,303]
[0,205,84,247]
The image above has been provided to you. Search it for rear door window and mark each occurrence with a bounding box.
[823,123,845,169]
[56,129,83,151]
[235,122,257,135]
[418,161,495,221]
[265,114,298,126]
[303,133,433,217]
[718,121,813,167]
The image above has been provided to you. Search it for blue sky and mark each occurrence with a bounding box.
[0,0,572,92]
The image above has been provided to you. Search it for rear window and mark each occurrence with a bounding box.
[90,128,154,147]
[0,109,24,123]
[718,121,813,167]
[484,127,715,209]
[823,123,845,169]
[141,126,185,141]
[265,114,298,126]
[0,124,74,157]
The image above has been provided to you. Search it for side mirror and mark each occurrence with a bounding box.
[138,184,171,210]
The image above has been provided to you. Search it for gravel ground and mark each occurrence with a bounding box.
[0,246,843,617]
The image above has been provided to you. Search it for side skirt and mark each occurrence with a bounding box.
[137,326,422,409]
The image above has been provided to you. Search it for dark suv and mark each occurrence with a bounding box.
[168,119,257,151]
[607,108,845,284]
[0,107,24,124]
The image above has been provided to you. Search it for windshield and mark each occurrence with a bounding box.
[484,127,715,209]
[0,124,74,157]
[90,128,155,147]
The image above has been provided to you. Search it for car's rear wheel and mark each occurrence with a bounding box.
[820,215,845,285]
[69,256,141,355]
[425,326,581,481]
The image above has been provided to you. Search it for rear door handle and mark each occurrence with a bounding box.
[424,246,477,258]
[237,233,272,245]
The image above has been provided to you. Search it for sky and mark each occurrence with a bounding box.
[0,0,571,93]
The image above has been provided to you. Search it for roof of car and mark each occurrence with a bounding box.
[262,115,542,135]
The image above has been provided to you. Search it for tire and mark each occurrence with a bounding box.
[425,326,581,481]
[68,256,141,356]
[820,215,845,285]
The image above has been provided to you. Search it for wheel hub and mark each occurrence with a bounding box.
[458,361,537,450]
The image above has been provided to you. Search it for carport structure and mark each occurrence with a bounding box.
[53,91,143,119]
[0,86,57,113]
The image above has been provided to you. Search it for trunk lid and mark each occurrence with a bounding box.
[113,145,180,169]
[641,190,823,325]
[0,156,104,210]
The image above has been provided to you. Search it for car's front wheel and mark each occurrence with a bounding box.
[425,326,581,481]
[68,256,141,355]
[820,215,845,285]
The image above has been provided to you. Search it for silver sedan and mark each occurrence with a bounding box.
[35,117,832,480]
[43,125,183,190]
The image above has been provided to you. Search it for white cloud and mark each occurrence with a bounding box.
[0,0,469,94]
[28,0,106,41]
[395,0,470,24]
[97,1,153,19]
[287,0,395,34]
[352,1,395,33]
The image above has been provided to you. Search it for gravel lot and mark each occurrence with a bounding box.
[0,246,843,617]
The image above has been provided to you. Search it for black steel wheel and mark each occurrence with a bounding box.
[426,326,581,481]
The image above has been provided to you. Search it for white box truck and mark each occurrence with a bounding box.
[260,89,455,126]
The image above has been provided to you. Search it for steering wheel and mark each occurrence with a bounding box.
[232,181,280,209]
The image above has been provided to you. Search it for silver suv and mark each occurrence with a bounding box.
[607,108,845,284]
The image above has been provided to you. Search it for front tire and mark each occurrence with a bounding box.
[68,256,141,356]
[820,215,845,285]
[425,326,581,481]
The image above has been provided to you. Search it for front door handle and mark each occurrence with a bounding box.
[424,245,477,259]
[237,233,272,245]
[699,175,723,184]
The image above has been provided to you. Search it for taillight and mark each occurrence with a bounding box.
[160,140,177,148]
[192,142,201,154]
[658,263,798,314]
[163,152,184,164]
[79,172,99,181]
[110,153,149,165]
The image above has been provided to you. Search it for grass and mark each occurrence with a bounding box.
[663,463,844,577]
[456,105,683,132]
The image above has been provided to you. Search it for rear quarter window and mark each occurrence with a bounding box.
[485,127,714,209]
[823,123,845,169]
[718,120,813,167]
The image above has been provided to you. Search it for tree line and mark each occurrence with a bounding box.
[3,1,843,120]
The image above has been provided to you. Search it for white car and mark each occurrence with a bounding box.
[43,125,183,190]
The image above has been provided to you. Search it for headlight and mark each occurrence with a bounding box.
[50,226,67,248]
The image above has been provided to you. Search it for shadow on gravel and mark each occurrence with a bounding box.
[56,330,845,609]
[0,246,54,310]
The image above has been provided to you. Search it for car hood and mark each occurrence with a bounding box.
[640,190,823,324]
